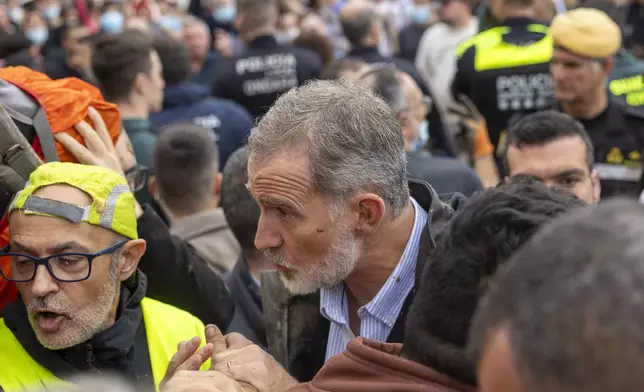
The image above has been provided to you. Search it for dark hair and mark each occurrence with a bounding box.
[0,33,33,58]
[504,110,594,173]
[91,29,154,102]
[402,179,585,384]
[153,124,219,215]
[360,67,408,113]
[340,7,378,46]
[220,146,260,253]
[470,199,644,392]
[153,34,191,86]
[294,31,334,65]
[237,0,278,32]
[319,57,368,80]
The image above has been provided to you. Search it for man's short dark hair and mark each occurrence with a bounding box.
[319,57,368,80]
[153,34,191,86]
[340,7,378,46]
[220,146,260,253]
[470,200,644,392]
[153,124,219,216]
[360,67,407,113]
[237,0,278,32]
[402,179,585,384]
[92,29,154,102]
[504,110,595,172]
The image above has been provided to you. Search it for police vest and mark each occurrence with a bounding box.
[456,24,553,72]
[0,298,209,392]
[609,74,644,108]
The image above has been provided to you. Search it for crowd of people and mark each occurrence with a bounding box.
[0,0,643,391]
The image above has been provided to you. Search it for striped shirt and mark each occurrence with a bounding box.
[320,198,428,361]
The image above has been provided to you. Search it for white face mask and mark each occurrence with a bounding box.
[275,27,300,44]
[412,120,430,152]
[9,7,24,24]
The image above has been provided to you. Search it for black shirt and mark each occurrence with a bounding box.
[452,18,554,152]
[398,24,427,63]
[211,35,323,120]
[572,100,644,199]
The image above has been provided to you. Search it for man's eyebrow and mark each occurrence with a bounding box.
[9,241,90,255]
[257,195,296,209]
[555,169,586,177]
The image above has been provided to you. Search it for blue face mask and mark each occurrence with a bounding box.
[410,5,431,25]
[43,5,61,21]
[26,27,49,45]
[100,11,124,34]
[160,15,183,32]
[412,120,430,152]
[9,7,24,24]
[213,5,236,24]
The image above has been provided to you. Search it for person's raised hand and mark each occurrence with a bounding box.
[162,370,248,392]
[160,336,214,389]
[55,107,124,177]
[210,327,298,392]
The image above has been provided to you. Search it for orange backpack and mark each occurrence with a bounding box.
[0,67,122,312]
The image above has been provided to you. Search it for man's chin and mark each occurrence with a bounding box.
[279,270,341,296]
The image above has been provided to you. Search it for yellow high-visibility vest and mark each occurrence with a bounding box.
[0,297,210,392]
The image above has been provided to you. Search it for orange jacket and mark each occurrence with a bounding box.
[0,67,121,312]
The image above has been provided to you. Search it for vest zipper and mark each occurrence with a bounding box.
[85,342,100,373]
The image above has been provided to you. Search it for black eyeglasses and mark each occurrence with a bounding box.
[125,165,150,193]
[0,241,129,283]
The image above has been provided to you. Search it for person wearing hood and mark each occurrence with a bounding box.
[150,34,253,168]
[0,162,210,391]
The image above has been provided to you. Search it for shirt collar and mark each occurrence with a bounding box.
[320,198,428,328]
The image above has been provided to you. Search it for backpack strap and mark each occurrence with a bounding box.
[32,107,59,163]
[0,105,42,187]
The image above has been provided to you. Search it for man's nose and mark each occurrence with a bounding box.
[254,213,283,250]
[29,265,59,298]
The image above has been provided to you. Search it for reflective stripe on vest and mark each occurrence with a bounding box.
[595,163,644,182]
[0,297,208,392]
[457,24,553,71]
[609,75,644,107]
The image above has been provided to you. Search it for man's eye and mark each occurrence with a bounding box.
[277,207,292,219]
[558,177,579,187]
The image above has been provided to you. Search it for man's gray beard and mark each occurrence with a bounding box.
[26,263,120,350]
[264,223,359,295]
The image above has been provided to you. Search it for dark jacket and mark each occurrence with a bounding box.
[121,118,157,208]
[190,52,221,91]
[225,256,267,350]
[398,24,427,63]
[347,46,457,157]
[406,150,483,197]
[212,35,323,120]
[264,180,465,382]
[608,51,644,108]
[288,338,476,392]
[3,271,154,387]
[149,82,253,168]
[137,205,234,329]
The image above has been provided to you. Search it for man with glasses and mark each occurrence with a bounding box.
[0,162,209,391]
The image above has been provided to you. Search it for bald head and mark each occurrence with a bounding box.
[340,0,380,46]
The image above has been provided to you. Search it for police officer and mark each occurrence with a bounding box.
[211,0,323,120]
[609,50,644,109]
[550,8,644,198]
[451,0,555,171]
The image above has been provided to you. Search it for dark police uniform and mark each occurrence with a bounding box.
[608,51,644,108]
[211,35,323,120]
[452,18,555,165]
[568,100,644,198]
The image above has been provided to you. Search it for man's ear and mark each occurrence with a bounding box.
[132,72,146,96]
[349,193,386,236]
[213,172,222,196]
[601,57,615,77]
[397,111,412,142]
[591,168,601,203]
[116,239,147,281]
[147,175,157,198]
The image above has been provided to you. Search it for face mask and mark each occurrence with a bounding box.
[9,7,24,24]
[275,27,299,44]
[26,27,49,45]
[213,5,236,24]
[100,11,124,34]
[43,5,61,21]
[410,5,432,25]
[412,120,430,152]
[160,15,183,32]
